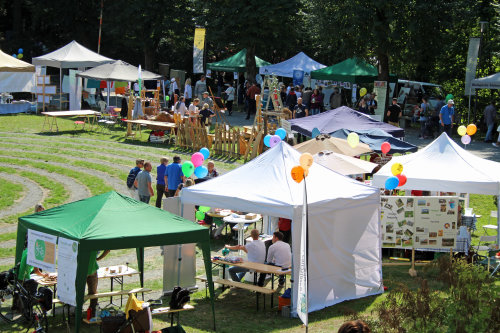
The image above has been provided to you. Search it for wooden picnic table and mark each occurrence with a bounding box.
[124,119,177,139]
[41,110,101,132]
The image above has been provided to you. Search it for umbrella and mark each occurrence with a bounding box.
[314,151,378,175]
[294,134,372,156]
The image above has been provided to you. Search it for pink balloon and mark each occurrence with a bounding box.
[381,142,391,154]
[191,152,205,167]
[461,134,471,145]
[269,135,281,148]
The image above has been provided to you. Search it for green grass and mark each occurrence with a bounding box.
[469,194,498,247]
[0,246,15,259]
[0,178,23,210]
[0,232,16,242]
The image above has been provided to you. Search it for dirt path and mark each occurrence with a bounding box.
[0,172,43,219]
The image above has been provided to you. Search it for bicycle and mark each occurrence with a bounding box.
[0,266,50,333]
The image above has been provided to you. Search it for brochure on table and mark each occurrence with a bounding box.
[381,196,458,249]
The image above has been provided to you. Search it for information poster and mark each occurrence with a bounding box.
[57,237,78,306]
[27,229,57,272]
[381,196,458,249]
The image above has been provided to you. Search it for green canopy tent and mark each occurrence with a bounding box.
[206,48,271,72]
[15,191,216,332]
[310,57,397,83]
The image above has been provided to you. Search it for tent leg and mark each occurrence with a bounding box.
[60,68,62,111]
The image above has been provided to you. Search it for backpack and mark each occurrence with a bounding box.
[126,167,141,189]
[0,271,9,290]
[169,287,190,310]
[35,286,53,312]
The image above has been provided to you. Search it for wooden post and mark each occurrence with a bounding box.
[408,248,417,277]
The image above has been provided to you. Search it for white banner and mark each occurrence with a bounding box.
[56,237,79,306]
[296,183,308,327]
[193,28,206,74]
[374,81,388,118]
[27,230,57,272]
[69,69,82,111]
[464,37,480,96]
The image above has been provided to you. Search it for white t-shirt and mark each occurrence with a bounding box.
[174,102,188,117]
[188,103,198,117]
[184,85,192,99]
[266,240,291,268]
[225,87,235,101]
[245,239,266,264]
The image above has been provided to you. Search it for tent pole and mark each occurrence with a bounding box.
[59,68,62,111]
[107,81,110,107]
[497,187,500,247]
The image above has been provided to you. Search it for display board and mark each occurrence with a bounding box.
[27,229,57,272]
[57,237,78,306]
[381,196,458,249]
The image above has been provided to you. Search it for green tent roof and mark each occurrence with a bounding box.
[311,57,397,83]
[206,48,271,72]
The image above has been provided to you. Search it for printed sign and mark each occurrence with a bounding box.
[57,237,78,306]
[27,230,57,272]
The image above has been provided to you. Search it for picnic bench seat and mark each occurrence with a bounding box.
[84,287,152,301]
[197,276,276,310]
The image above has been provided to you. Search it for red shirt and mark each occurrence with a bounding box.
[278,218,291,231]
[247,85,261,100]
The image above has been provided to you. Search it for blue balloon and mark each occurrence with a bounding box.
[311,128,321,138]
[264,134,272,147]
[194,165,208,178]
[275,128,286,140]
[385,176,400,190]
[12,54,16,58]
[18,48,23,54]
[200,147,210,159]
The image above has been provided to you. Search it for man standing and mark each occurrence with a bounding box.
[257,231,291,287]
[329,88,342,109]
[127,159,144,200]
[483,100,497,142]
[439,99,455,136]
[367,92,378,115]
[87,250,110,316]
[246,82,260,120]
[224,82,235,116]
[165,156,184,197]
[386,98,402,127]
[194,75,207,99]
[293,97,308,119]
[134,162,154,204]
[225,229,266,282]
[155,157,169,208]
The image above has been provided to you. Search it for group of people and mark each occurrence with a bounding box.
[127,157,219,208]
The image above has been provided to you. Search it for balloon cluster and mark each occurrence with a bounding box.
[385,163,407,190]
[12,48,24,59]
[195,205,211,221]
[264,127,286,148]
[291,153,313,183]
[457,124,476,145]
[347,132,359,148]
[182,147,211,178]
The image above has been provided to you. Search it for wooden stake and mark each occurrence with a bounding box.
[408,248,417,277]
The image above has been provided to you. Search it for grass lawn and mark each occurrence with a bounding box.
[0,178,23,210]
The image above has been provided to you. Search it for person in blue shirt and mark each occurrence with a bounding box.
[155,157,169,208]
[439,99,455,136]
[165,156,184,197]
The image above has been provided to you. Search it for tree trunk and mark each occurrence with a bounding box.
[378,51,390,120]
[144,44,155,71]
[246,45,257,82]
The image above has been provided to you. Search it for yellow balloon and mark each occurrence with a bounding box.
[457,125,466,136]
[347,132,359,148]
[391,163,403,176]
[359,88,367,97]
[466,124,477,136]
[299,153,313,171]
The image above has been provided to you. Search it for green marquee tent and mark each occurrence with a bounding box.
[311,57,397,83]
[206,48,271,72]
[15,191,216,332]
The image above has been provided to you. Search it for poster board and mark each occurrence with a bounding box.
[27,229,57,272]
[381,196,458,249]
[57,237,78,306]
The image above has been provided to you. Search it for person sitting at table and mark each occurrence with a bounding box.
[257,231,291,287]
[87,250,110,317]
[225,229,266,282]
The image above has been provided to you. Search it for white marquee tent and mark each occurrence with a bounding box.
[181,141,382,315]
[471,72,500,89]
[259,52,326,77]
[0,49,35,93]
[372,133,500,244]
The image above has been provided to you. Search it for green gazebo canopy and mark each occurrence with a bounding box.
[206,48,271,72]
[16,191,216,332]
[311,57,397,83]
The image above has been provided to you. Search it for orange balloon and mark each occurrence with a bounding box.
[299,153,313,170]
[466,124,477,136]
[291,165,304,183]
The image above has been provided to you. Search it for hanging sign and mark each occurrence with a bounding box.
[57,237,79,306]
[27,229,57,272]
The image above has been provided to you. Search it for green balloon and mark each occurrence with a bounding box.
[199,206,211,213]
[195,211,205,221]
[182,161,195,177]
[165,95,170,101]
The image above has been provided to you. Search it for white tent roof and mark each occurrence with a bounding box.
[314,151,378,175]
[372,133,500,195]
[0,49,35,93]
[76,60,162,82]
[182,141,382,314]
[258,52,326,77]
[471,72,500,89]
[0,49,35,72]
[32,40,113,69]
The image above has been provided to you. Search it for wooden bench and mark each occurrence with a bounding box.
[197,276,276,310]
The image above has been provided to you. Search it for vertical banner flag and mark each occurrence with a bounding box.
[464,37,480,96]
[138,64,142,92]
[193,27,206,74]
[293,70,304,87]
[27,229,57,272]
[57,237,79,306]
[374,81,388,118]
[297,180,309,327]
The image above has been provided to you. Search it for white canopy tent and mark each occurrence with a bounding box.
[32,40,113,110]
[372,133,500,244]
[259,52,326,77]
[467,72,500,122]
[0,49,35,93]
[181,141,382,315]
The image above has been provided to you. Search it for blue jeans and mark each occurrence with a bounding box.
[310,108,320,115]
[139,195,150,204]
[228,266,248,282]
[485,123,495,141]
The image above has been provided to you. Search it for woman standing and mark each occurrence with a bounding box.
[309,88,322,115]
[224,82,235,116]
[184,78,192,107]
[358,98,369,114]
[419,97,430,139]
